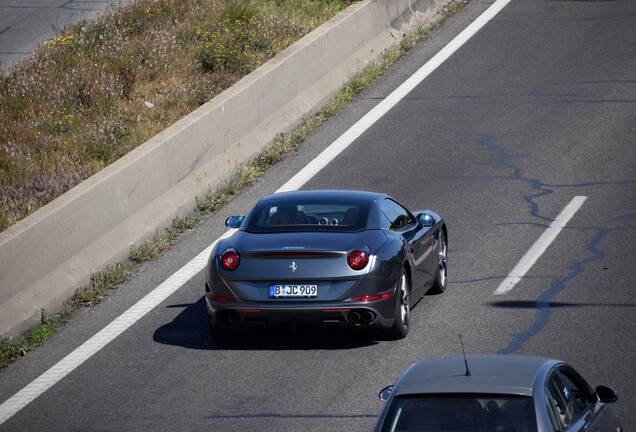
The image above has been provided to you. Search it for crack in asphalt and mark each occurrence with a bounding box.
[453,130,634,353]
[497,227,608,354]
[454,131,556,222]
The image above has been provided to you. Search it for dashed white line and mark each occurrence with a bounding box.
[0,0,512,425]
[494,196,588,295]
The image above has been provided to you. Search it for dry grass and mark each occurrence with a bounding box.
[0,0,469,368]
[0,0,356,232]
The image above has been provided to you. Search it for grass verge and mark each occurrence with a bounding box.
[0,0,357,232]
[0,262,132,369]
[0,0,468,370]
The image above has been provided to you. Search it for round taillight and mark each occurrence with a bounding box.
[220,250,240,270]
[348,250,369,270]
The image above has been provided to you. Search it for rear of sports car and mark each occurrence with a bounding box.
[205,230,403,335]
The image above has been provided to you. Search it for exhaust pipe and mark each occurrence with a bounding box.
[348,311,361,324]
[362,311,376,323]
[227,311,240,325]
[217,310,241,325]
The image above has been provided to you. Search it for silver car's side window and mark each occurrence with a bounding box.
[558,369,593,421]
[547,372,571,428]
[545,396,562,432]
[546,370,588,430]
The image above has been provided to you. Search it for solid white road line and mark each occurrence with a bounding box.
[0,230,234,425]
[277,0,512,193]
[0,0,512,425]
[494,196,588,295]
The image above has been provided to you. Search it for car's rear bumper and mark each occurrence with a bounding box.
[205,295,396,332]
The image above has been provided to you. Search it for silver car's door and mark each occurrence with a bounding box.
[547,367,617,432]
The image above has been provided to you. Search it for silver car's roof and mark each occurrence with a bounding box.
[393,355,561,397]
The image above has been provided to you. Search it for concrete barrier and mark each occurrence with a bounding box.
[0,0,451,338]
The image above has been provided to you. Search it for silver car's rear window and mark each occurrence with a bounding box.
[379,394,537,432]
[245,197,371,233]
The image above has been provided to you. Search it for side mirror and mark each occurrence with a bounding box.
[225,215,245,229]
[595,385,618,403]
[418,212,435,227]
[379,385,394,402]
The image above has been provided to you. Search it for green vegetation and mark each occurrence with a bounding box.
[0,0,468,369]
[0,0,357,232]
[125,0,468,269]
[0,312,56,368]
[0,262,132,368]
[73,262,134,305]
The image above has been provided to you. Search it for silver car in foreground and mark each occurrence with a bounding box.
[374,355,622,432]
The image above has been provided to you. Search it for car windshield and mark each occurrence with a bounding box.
[245,196,371,233]
[379,394,537,432]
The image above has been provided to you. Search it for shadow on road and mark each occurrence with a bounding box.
[489,300,636,309]
[153,296,381,351]
[202,413,378,420]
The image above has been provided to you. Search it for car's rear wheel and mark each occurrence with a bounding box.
[387,269,410,340]
[430,231,447,294]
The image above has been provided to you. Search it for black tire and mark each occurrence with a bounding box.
[387,269,410,340]
[430,231,447,294]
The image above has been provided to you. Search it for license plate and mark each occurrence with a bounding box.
[269,284,318,298]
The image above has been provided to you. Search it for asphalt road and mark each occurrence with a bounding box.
[0,0,130,71]
[1,0,634,430]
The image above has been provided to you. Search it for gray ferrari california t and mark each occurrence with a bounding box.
[204,190,447,340]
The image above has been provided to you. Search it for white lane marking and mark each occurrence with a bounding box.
[277,0,512,192]
[494,196,588,295]
[0,230,235,425]
[0,0,512,425]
